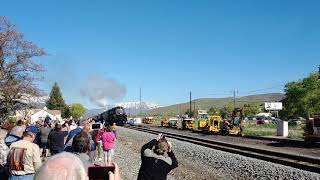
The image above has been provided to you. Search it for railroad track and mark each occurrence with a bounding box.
[125,125,320,174]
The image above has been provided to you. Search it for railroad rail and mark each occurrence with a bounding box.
[125,125,320,174]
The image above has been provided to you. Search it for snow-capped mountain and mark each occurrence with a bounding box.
[115,101,160,116]
[115,101,160,110]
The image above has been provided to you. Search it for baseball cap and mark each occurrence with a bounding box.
[25,126,39,134]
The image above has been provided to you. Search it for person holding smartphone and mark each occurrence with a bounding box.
[97,125,116,166]
[138,134,178,180]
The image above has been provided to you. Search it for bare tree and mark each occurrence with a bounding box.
[0,16,46,121]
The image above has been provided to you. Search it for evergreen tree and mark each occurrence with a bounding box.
[46,82,70,118]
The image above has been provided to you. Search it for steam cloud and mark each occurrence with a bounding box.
[80,76,127,108]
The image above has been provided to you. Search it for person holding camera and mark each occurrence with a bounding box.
[138,134,178,180]
[96,125,116,166]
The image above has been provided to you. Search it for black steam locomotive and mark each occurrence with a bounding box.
[94,106,127,126]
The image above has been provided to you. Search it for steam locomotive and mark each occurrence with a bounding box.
[94,106,127,126]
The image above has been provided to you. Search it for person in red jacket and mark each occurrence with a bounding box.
[97,125,116,166]
[138,134,178,180]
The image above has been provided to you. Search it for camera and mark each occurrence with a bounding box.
[92,123,102,130]
[88,166,115,180]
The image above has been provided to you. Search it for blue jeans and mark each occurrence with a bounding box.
[9,174,34,180]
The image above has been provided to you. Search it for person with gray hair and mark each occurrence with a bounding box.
[0,129,9,179]
[34,152,87,180]
[8,126,41,180]
[5,126,24,147]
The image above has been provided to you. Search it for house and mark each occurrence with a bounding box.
[30,107,62,124]
[15,107,62,124]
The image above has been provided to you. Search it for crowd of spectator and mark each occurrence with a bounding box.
[0,117,178,180]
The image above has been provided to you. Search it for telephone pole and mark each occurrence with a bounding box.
[128,108,131,117]
[140,87,142,117]
[233,89,238,109]
[189,91,192,117]
[194,100,196,113]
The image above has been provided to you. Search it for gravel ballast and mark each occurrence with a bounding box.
[111,127,320,180]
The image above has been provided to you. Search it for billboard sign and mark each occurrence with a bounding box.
[198,110,208,115]
[265,102,283,111]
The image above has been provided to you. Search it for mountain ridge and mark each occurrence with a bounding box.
[144,93,285,116]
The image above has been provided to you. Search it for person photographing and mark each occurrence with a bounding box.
[138,133,178,180]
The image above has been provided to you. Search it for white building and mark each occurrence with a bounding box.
[30,108,62,124]
[15,107,62,124]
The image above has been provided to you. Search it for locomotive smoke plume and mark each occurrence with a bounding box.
[80,76,127,108]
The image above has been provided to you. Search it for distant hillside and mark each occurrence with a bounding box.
[144,93,285,116]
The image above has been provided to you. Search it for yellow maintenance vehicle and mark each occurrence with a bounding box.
[181,118,195,130]
[168,117,178,128]
[161,118,169,127]
[198,115,222,133]
[221,108,244,136]
[143,117,154,124]
[197,110,209,130]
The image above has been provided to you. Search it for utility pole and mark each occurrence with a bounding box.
[128,108,131,117]
[189,91,192,117]
[140,87,142,117]
[179,104,182,117]
[194,100,196,113]
[233,89,238,109]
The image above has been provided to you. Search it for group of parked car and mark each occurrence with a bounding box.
[253,116,305,125]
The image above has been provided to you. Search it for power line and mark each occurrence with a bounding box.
[240,84,285,95]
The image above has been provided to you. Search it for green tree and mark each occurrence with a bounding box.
[209,106,220,115]
[280,73,320,120]
[46,82,70,118]
[244,103,261,117]
[70,103,86,119]
[220,105,233,119]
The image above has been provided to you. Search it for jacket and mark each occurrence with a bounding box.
[99,132,116,151]
[5,134,21,147]
[138,139,178,180]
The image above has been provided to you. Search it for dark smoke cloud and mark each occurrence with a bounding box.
[80,76,127,108]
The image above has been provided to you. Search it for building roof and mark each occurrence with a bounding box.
[32,109,61,116]
[46,110,61,116]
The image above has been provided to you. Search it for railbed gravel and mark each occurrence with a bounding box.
[110,127,320,180]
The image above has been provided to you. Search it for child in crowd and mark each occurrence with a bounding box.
[97,125,116,166]
[112,123,117,138]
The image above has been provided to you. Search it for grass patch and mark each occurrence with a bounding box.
[243,123,305,139]
[243,124,277,137]
[288,124,305,140]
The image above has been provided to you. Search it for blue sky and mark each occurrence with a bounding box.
[2,0,320,108]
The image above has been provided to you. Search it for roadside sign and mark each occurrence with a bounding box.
[265,102,283,111]
[198,110,208,115]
